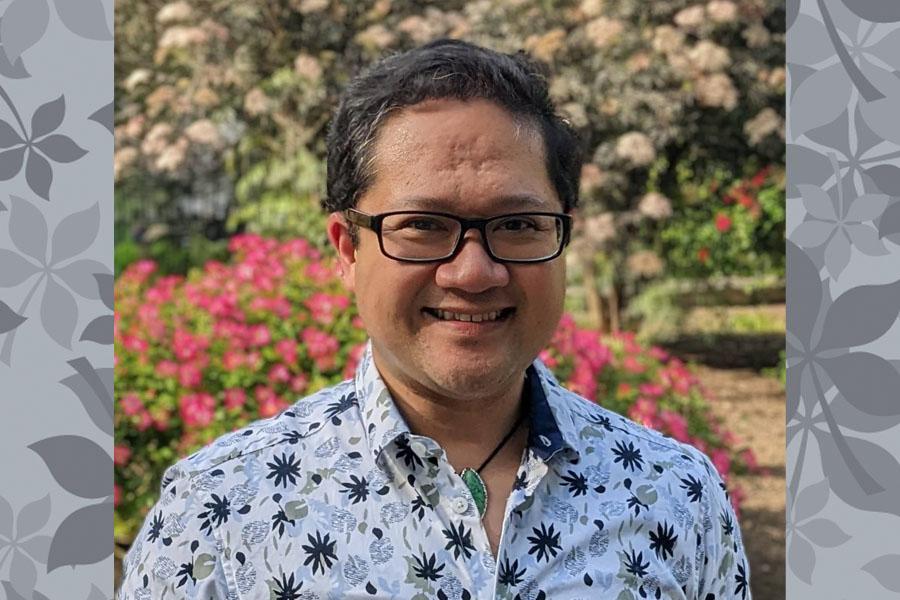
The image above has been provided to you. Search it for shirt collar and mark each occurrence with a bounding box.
[353,341,413,467]
[353,341,583,466]
[527,357,583,460]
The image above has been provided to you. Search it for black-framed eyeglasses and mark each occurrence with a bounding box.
[343,208,573,263]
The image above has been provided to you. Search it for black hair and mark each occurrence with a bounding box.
[324,39,582,218]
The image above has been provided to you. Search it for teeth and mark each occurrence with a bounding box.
[433,309,505,322]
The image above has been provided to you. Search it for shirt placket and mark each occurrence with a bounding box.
[381,434,508,598]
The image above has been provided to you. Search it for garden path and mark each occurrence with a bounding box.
[696,365,785,600]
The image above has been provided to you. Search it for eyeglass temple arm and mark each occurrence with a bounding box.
[343,209,377,230]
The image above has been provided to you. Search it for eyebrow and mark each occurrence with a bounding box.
[392,194,552,212]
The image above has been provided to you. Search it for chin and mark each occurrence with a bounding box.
[427,358,519,398]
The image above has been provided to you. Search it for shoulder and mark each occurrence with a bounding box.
[552,382,723,487]
[537,372,749,595]
[119,379,362,590]
[159,378,359,492]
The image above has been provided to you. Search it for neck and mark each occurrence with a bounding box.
[371,351,527,470]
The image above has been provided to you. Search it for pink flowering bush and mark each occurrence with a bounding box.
[114,234,368,541]
[115,235,759,543]
[543,315,761,512]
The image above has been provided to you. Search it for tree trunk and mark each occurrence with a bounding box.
[608,283,620,333]
[580,250,604,331]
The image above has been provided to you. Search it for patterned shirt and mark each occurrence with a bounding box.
[119,342,750,600]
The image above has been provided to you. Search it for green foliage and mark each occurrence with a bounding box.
[659,165,785,278]
[624,279,686,341]
[228,147,328,244]
[114,233,760,543]
[763,349,786,386]
[114,239,142,276]
[114,0,785,283]
[114,234,367,541]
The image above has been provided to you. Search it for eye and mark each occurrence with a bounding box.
[495,217,539,231]
[401,217,448,231]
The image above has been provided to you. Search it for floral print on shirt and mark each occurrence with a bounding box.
[118,341,750,599]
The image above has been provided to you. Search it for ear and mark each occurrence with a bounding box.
[326,212,357,292]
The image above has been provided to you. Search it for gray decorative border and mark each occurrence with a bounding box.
[787,0,900,596]
[0,0,112,598]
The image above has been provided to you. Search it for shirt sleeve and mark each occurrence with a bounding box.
[695,454,752,600]
[117,464,232,600]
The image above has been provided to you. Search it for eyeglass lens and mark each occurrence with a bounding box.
[380,213,563,261]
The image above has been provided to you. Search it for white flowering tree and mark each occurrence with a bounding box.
[115,0,784,327]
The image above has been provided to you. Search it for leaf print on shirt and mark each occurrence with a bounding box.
[272,572,304,600]
[302,530,337,575]
[197,494,230,535]
[369,527,394,565]
[721,510,735,536]
[394,437,424,470]
[587,412,615,432]
[339,474,369,504]
[612,440,645,472]
[412,552,445,581]
[280,430,303,445]
[117,345,752,599]
[270,507,295,538]
[513,470,528,490]
[589,519,610,557]
[735,560,749,599]
[564,547,587,577]
[622,479,650,517]
[241,520,269,547]
[411,492,433,520]
[175,560,194,588]
[680,474,704,503]
[498,557,526,587]
[324,391,357,425]
[342,554,370,586]
[175,541,200,588]
[442,521,475,560]
[560,470,588,497]
[621,547,650,578]
[436,574,471,600]
[648,521,678,560]
[527,522,562,563]
[266,452,301,488]
[146,511,164,544]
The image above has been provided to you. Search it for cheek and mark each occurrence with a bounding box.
[524,265,566,331]
[524,264,566,303]
[353,260,431,320]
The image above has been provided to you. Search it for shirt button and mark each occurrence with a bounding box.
[451,496,469,514]
[410,440,428,457]
[539,434,552,447]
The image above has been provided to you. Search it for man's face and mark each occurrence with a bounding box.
[328,98,567,403]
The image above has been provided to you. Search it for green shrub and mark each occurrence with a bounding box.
[659,165,785,278]
[114,234,761,544]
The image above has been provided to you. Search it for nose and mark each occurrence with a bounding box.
[434,230,510,293]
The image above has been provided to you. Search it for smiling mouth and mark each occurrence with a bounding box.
[422,307,516,323]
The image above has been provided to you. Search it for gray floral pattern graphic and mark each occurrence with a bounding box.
[0,91,87,200]
[0,197,108,362]
[1,0,112,597]
[790,184,888,279]
[788,0,900,596]
[0,495,52,597]
[119,343,749,599]
[0,0,112,79]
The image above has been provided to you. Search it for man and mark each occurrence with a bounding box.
[119,40,750,599]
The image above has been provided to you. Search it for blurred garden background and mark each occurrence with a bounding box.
[113,0,786,597]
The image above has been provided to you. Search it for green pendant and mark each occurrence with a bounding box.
[460,468,487,517]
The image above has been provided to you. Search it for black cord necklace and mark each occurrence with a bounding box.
[459,409,526,518]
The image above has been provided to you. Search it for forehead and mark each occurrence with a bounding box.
[361,98,559,213]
